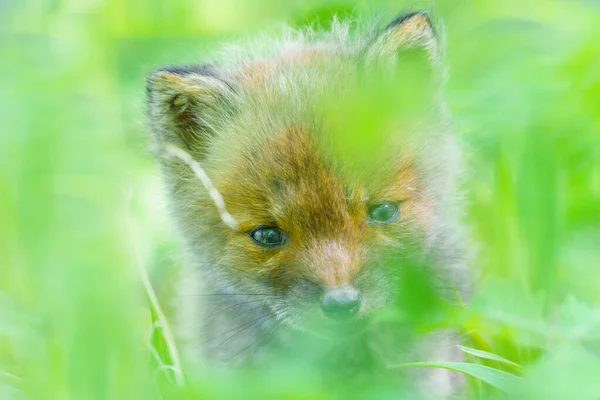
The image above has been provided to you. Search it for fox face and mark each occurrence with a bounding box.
[209,125,435,329]
[147,13,465,336]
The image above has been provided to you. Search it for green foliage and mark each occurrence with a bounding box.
[390,361,521,393]
[456,346,523,372]
[1,0,599,399]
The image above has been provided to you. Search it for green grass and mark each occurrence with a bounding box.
[1,0,600,399]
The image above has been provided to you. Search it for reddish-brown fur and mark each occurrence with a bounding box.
[216,126,433,290]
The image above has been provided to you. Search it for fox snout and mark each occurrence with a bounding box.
[301,241,366,320]
[320,284,362,320]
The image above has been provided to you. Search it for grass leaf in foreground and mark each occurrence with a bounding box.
[388,361,521,393]
[457,345,523,371]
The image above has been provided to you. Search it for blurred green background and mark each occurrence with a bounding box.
[1,0,600,399]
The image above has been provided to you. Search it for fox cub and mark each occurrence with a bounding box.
[147,11,469,398]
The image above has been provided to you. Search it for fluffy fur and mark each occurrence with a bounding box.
[147,12,470,399]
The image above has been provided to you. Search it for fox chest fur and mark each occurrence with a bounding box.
[147,12,469,399]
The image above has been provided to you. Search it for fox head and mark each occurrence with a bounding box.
[147,13,466,333]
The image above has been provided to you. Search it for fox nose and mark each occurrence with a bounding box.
[320,285,362,320]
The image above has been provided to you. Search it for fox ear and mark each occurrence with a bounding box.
[368,12,438,61]
[146,66,235,152]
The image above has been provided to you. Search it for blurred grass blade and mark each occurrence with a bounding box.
[457,345,523,371]
[0,371,21,399]
[388,361,521,393]
[126,190,185,387]
[0,370,20,388]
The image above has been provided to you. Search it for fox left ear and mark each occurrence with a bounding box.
[146,66,236,155]
[368,12,438,61]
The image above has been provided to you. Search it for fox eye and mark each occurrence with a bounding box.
[368,201,401,224]
[250,226,286,247]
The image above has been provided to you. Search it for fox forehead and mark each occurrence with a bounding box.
[218,126,367,237]
[214,125,423,237]
[213,126,370,286]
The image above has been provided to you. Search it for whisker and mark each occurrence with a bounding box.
[226,319,282,362]
[212,310,277,351]
[184,299,267,332]
[201,304,275,346]
[204,298,270,322]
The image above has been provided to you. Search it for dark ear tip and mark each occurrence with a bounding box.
[385,11,433,30]
[147,64,216,91]
[146,64,237,98]
[156,64,217,77]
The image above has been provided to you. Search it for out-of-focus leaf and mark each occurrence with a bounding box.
[512,346,600,400]
[0,371,21,400]
[457,345,523,371]
[389,361,522,393]
[465,279,548,347]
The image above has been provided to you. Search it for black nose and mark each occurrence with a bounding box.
[320,285,362,320]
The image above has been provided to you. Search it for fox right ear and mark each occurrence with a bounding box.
[146,66,235,152]
[367,12,438,63]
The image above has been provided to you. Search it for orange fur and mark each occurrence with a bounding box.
[213,126,432,289]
